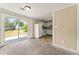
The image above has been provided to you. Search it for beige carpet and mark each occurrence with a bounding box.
[0,39,78,55]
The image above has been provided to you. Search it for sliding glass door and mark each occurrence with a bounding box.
[5,17,19,41]
[19,19,28,39]
[4,17,28,42]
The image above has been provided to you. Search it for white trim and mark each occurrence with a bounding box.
[52,10,55,45]
[4,13,20,19]
[54,4,77,12]
[77,4,79,51]
[0,13,30,46]
[53,44,79,54]
[3,14,20,44]
[51,11,53,45]
[0,8,28,18]
[0,13,5,46]
[0,41,6,46]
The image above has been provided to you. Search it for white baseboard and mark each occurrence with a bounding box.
[0,43,5,48]
[53,44,79,54]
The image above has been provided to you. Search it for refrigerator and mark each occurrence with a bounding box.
[34,24,43,38]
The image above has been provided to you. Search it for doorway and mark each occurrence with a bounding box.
[4,17,28,44]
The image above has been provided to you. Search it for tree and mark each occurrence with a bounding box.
[22,25,28,32]
[5,22,15,30]
[19,21,24,27]
[5,19,25,31]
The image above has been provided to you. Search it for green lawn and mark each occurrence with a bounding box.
[5,30,27,38]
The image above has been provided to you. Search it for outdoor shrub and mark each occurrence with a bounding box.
[22,25,28,32]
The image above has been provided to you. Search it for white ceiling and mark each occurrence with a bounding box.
[0,3,75,20]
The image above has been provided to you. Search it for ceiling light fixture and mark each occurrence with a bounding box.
[21,5,31,11]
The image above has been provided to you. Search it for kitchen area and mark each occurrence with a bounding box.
[34,19,53,45]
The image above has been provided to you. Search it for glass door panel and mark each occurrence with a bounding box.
[5,17,19,41]
[19,19,28,39]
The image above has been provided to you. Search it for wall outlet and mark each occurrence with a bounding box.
[61,41,64,44]
[54,26,57,29]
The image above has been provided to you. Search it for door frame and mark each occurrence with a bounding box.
[2,13,29,45]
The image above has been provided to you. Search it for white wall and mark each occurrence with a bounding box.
[0,13,3,46]
[27,19,34,39]
[0,14,6,46]
[77,4,79,50]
